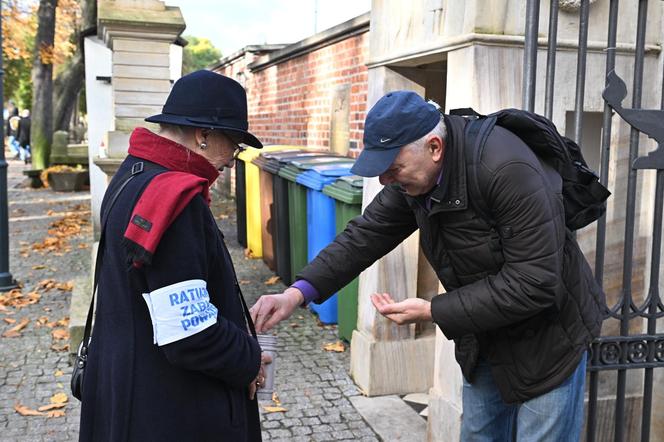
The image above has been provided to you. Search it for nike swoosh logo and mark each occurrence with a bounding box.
[380,137,391,143]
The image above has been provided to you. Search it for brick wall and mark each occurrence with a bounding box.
[215,32,369,157]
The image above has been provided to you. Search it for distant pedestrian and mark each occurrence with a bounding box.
[6,107,20,159]
[16,109,31,164]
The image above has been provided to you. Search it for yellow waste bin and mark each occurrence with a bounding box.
[237,145,300,258]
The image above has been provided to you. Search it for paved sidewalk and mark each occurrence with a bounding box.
[0,158,381,441]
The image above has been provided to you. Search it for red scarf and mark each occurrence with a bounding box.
[123,127,219,266]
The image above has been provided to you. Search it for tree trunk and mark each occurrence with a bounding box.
[53,0,97,132]
[30,0,57,170]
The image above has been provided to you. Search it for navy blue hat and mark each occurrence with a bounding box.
[351,91,440,177]
[145,70,263,148]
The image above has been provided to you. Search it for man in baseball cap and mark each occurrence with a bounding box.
[252,89,604,441]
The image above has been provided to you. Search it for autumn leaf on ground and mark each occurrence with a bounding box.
[32,265,46,270]
[322,341,346,353]
[272,392,281,406]
[54,369,64,377]
[217,214,229,220]
[50,392,68,405]
[244,248,255,259]
[38,403,66,412]
[50,343,69,352]
[78,243,89,249]
[238,280,251,285]
[262,405,288,413]
[2,317,30,337]
[56,281,73,291]
[46,410,66,418]
[35,316,49,327]
[289,323,300,328]
[51,328,69,340]
[14,404,44,416]
[3,318,16,324]
[55,317,69,327]
[37,279,56,291]
[264,276,280,285]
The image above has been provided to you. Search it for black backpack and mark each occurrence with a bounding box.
[449,108,611,231]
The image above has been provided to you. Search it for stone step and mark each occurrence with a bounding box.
[69,242,97,357]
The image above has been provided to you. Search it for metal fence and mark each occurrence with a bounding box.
[521,0,664,440]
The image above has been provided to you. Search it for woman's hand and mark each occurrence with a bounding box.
[371,292,432,324]
[248,352,273,400]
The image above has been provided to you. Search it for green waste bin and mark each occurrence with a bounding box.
[278,156,354,281]
[322,175,364,341]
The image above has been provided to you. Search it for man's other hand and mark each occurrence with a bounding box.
[371,292,432,324]
[250,287,304,333]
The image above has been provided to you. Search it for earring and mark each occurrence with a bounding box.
[199,142,207,150]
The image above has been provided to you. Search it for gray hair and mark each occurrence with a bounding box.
[408,115,447,150]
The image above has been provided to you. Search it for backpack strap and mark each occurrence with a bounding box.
[463,116,498,227]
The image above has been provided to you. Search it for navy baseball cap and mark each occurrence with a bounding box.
[351,91,441,177]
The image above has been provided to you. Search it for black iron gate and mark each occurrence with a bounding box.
[522,0,664,441]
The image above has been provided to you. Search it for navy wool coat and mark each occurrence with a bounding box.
[79,156,262,441]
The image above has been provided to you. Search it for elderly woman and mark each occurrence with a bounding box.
[79,70,269,441]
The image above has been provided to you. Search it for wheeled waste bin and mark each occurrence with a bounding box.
[296,163,355,324]
[322,175,363,340]
[278,156,354,287]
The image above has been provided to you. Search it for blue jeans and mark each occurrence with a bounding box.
[460,352,587,442]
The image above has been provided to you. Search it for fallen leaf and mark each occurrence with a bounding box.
[244,248,255,259]
[50,343,69,352]
[14,404,44,416]
[272,392,281,406]
[56,282,73,292]
[3,318,16,324]
[32,265,46,270]
[51,328,69,340]
[322,341,346,353]
[2,317,30,337]
[289,323,300,328]
[50,393,68,404]
[78,243,89,249]
[38,403,66,412]
[238,280,251,285]
[46,410,66,418]
[262,405,288,413]
[35,316,49,326]
[54,369,64,377]
[264,276,280,285]
[217,214,229,220]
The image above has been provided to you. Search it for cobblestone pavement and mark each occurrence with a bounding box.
[0,157,379,441]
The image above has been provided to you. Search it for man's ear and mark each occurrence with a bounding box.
[429,136,444,162]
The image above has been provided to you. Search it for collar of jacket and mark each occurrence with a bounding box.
[127,127,220,186]
[419,114,468,216]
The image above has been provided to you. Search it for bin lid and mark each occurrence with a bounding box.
[338,175,364,188]
[262,150,323,174]
[322,176,363,205]
[278,164,302,182]
[290,156,353,169]
[295,164,354,191]
[251,155,270,169]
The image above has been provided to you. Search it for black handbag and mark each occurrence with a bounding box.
[71,162,152,401]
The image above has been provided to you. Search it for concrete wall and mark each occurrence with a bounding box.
[83,36,113,235]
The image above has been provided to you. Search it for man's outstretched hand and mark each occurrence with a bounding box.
[371,292,432,324]
[250,287,304,333]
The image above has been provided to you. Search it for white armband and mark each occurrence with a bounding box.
[142,279,218,346]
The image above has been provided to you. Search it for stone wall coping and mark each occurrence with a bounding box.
[367,32,661,69]
[211,44,289,70]
[249,12,370,72]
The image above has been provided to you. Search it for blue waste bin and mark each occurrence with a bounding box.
[296,163,354,324]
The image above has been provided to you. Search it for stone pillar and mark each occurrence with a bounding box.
[349,66,437,396]
[94,0,185,178]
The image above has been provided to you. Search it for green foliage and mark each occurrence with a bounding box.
[4,57,33,109]
[182,36,222,74]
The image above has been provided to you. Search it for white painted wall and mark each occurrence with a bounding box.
[84,36,113,236]
[169,43,183,82]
